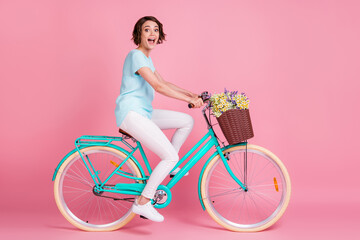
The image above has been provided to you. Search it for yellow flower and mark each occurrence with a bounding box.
[210,90,250,117]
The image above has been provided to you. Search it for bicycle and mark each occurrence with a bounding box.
[52,91,291,232]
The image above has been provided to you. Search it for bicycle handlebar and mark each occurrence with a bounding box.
[188,91,211,108]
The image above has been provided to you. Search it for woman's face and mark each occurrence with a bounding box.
[139,20,159,50]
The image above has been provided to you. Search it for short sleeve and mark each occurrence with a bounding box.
[149,57,156,72]
[130,50,151,74]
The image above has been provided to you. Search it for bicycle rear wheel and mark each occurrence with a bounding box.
[54,146,143,231]
[200,144,291,232]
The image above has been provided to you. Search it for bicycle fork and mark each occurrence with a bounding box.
[216,145,248,192]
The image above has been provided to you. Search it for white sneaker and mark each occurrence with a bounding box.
[132,199,164,222]
[170,167,189,176]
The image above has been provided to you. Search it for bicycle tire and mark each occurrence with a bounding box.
[200,144,291,232]
[54,146,143,231]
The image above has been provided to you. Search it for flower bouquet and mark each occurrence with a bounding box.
[210,89,254,144]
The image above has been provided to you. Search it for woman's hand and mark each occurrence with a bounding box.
[189,96,204,108]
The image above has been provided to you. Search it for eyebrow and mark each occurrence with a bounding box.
[144,25,159,28]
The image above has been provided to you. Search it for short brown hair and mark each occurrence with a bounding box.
[132,16,166,46]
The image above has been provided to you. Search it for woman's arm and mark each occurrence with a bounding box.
[137,67,203,108]
[154,70,198,98]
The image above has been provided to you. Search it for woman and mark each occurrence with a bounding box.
[115,16,203,222]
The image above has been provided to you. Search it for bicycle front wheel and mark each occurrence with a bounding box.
[200,144,291,232]
[54,146,143,231]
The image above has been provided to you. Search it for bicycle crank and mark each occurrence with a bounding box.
[152,185,172,209]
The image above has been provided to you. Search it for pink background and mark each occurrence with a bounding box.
[1,0,359,239]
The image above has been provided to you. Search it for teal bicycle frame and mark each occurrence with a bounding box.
[52,106,248,210]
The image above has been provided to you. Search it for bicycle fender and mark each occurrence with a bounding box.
[197,142,247,211]
[52,144,144,181]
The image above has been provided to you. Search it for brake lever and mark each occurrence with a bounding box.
[188,91,210,108]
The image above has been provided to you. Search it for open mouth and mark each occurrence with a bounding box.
[147,38,156,44]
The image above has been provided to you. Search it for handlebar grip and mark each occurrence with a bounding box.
[188,92,210,108]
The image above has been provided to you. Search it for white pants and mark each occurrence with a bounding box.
[119,109,194,198]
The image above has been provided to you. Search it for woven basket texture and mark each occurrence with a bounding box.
[216,109,254,145]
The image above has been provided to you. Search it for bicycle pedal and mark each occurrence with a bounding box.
[169,172,189,178]
[140,215,148,220]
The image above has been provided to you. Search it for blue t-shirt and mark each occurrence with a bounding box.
[115,49,156,127]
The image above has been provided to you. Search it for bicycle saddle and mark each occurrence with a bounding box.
[119,128,134,138]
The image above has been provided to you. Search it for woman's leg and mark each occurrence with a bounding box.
[151,109,194,153]
[120,111,179,200]
[151,109,194,175]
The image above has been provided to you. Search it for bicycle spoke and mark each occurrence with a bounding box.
[248,152,256,185]
[73,194,94,219]
[226,192,241,218]
[233,153,244,181]
[251,161,272,183]
[66,190,91,204]
[249,189,279,207]
[213,165,243,187]
[55,147,143,229]
[97,197,102,224]
[210,176,238,188]
[68,167,93,185]
[209,186,239,190]
[66,170,93,187]
[202,147,290,231]
[83,195,96,222]
[243,195,251,222]
[209,191,242,207]
[64,177,93,188]
[63,185,91,192]
[63,188,92,194]
[250,183,283,189]
[73,162,92,184]
[246,191,268,221]
[105,199,116,220]
[206,188,242,199]
[238,193,246,222]
[214,167,232,179]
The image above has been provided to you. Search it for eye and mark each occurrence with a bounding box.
[145,29,149,32]
[155,29,159,32]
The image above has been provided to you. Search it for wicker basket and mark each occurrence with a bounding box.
[216,109,254,145]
